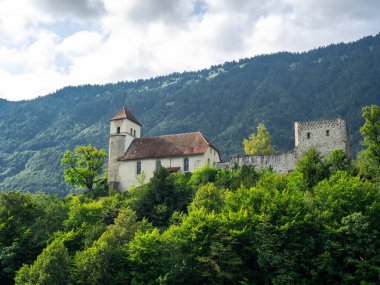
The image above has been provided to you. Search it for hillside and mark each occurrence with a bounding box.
[0,33,380,195]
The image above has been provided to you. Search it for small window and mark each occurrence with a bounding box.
[130,128,133,135]
[208,158,210,165]
[326,130,330,136]
[156,160,161,171]
[184,158,189,172]
[136,161,141,175]
[134,130,136,137]
[307,132,311,139]
[116,127,120,134]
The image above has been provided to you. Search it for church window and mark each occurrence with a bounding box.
[134,129,136,137]
[136,161,141,175]
[326,130,330,136]
[307,132,311,139]
[184,158,189,172]
[116,127,120,134]
[156,160,161,171]
[130,128,133,135]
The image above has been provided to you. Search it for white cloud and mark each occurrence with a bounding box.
[0,0,379,101]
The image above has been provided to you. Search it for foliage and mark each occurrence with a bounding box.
[0,192,68,284]
[243,123,274,155]
[2,34,380,194]
[72,208,137,285]
[14,239,70,285]
[4,163,379,285]
[295,148,330,189]
[61,144,107,192]
[127,167,194,227]
[4,104,380,284]
[326,149,355,174]
[189,164,218,187]
[357,105,380,180]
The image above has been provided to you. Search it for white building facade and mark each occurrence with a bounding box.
[108,107,220,191]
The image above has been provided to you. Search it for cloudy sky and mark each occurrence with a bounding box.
[0,0,379,101]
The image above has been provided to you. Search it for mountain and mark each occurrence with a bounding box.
[1,34,380,195]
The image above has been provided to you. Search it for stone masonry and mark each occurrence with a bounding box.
[227,118,349,173]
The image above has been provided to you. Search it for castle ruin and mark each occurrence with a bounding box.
[231,118,349,173]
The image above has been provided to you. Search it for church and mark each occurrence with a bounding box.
[108,107,221,191]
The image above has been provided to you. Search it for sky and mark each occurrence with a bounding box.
[0,0,379,101]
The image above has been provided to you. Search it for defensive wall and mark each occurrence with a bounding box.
[222,118,349,173]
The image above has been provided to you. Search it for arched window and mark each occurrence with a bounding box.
[136,161,141,175]
[130,128,133,135]
[184,157,189,172]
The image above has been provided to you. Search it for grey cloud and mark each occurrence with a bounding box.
[290,0,380,28]
[126,0,194,25]
[35,0,106,19]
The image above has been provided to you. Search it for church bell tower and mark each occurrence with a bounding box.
[108,107,141,190]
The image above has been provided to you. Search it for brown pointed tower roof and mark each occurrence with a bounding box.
[110,107,142,126]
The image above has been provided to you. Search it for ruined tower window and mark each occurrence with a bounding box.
[136,161,141,175]
[326,130,330,136]
[307,132,311,139]
[184,157,189,172]
[116,127,120,134]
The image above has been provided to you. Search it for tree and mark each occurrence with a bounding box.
[61,144,107,192]
[243,123,274,155]
[295,148,330,188]
[15,239,70,285]
[326,149,354,174]
[357,105,380,180]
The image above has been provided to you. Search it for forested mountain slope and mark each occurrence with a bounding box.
[0,33,380,194]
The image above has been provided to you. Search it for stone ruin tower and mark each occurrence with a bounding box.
[108,107,141,190]
[231,117,349,173]
[294,117,349,158]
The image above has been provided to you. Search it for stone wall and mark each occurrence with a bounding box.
[108,134,125,189]
[295,118,349,157]
[229,118,349,173]
[232,151,296,173]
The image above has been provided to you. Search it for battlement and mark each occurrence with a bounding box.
[295,117,345,131]
[294,117,348,156]
[231,117,349,173]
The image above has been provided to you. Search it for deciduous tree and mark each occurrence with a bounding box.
[357,105,380,180]
[61,144,107,192]
[243,123,274,155]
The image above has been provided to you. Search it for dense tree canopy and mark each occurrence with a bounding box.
[357,105,380,180]
[1,34,380,194]
[1,105,380,284]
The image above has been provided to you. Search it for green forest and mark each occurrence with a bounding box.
[1,33,380,195]
[1,106,379,284]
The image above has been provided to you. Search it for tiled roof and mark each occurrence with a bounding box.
[118,132,217,161]
[110,107,142,126]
